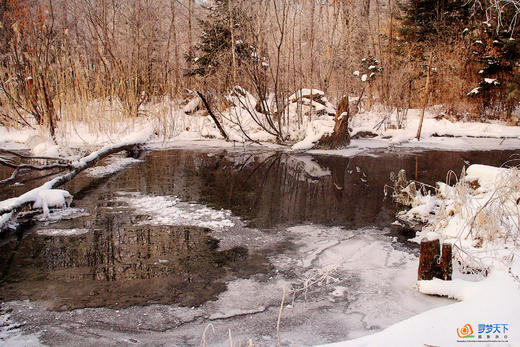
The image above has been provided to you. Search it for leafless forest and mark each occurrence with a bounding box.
[1,0,520,139]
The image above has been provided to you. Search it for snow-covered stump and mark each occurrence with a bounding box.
[418,239,452,281]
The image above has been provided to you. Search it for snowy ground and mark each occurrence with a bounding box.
[2,96,520,157]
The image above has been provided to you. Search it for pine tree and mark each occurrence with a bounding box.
[186,0,254,89]
[398,0,470,45]
[466,21,520,119]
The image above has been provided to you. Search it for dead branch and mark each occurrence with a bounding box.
[0,149,66,162]
[196,91,229,141]
[0,142,144,225]
[0,159,72,185]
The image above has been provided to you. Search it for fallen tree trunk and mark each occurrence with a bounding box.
[0,141,144,229]
[196,91,229,141]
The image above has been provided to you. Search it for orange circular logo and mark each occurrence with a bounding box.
[457,324,474,338]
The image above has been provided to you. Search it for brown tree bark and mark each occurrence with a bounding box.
[418,238,452,281]
[316,95,350,149]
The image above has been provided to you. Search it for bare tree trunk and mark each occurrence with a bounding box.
[187,0,193,89]
[196,91,229,141]
[317,95,350,149]
[416,53,433,140]
[229,0,237,85]
[309,0,315,88]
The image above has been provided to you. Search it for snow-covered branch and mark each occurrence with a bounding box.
[0,141,145,230]
[468,0,520,32]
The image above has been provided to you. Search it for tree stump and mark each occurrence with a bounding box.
[418,238,452,281]
[316,95,350,149]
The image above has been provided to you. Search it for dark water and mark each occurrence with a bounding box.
[0,148,518,310]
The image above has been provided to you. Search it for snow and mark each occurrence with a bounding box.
[31,142,59,157]
[464,164,510,191]
[292,119,334,150]
[467,87,480,95]
[332,163,520,346]
[84,156,141,177]
[36,228,89,236]
[318,162,520,345]
[0,188,72,223]
[2,87,520,157]
[2,88,520,344]
[115,192,235,230]
[0,311,41,347]
[287,88,325,102]
[183,94,202,114]
[35,207,89,223]
[319,268,519,346]
[484,78,499,85]
[31,189,72,216]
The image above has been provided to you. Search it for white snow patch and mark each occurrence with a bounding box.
[467,87,480,95]
[84,157,141,177]
[292,119,334,150]
[115,192,235,230]
[31,189,73,217]
[36,228,90,236]
[31,142,60,157]
[484,78,499,85]
[0,311,42,346]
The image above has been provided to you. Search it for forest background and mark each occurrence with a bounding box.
[1,0,520,143]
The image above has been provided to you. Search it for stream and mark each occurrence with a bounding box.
[0,148,518,345]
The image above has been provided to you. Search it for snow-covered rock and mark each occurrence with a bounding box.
[32,189,73,216]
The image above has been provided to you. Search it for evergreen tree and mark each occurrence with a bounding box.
[467,21,520,119]
[398,0,471,45]
[186,0,255,88]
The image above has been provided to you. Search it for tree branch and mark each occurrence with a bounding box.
[196,91,229,141]
[0,141,145,227]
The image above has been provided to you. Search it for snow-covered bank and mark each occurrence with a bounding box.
[2,95,520,158]
[320,163,520,347]
[318,269,519,346]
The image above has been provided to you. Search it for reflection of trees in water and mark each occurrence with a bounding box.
[0,210,250,309]
[110,149,520,229]
[2,149,517,310]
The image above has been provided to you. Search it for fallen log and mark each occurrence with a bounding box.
[196,91,229,141]
[0,141,144,229]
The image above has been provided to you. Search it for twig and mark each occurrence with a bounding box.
[201,323,214,347]
[416,52,433,141]
[277,287,286,347]
[0,149,66,162]
[0,160,72,185]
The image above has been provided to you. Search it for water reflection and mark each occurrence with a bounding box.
[103,149,519,228]
[0,148,518,310]
[0,210,261,310]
